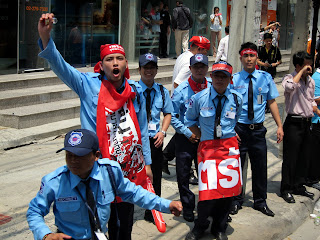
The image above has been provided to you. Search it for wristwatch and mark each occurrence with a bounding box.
[161,130,167,137]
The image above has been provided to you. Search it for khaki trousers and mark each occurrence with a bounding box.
[175,29,189,57]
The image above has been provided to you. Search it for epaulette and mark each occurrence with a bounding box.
[98,158,121,168]
[44,166,68,181]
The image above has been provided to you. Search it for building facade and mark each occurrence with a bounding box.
[0,0,305,75]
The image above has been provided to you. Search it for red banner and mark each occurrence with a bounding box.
[197,136,242,201]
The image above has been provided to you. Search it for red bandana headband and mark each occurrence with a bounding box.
[240,48,257,57]
[94,44,130,79]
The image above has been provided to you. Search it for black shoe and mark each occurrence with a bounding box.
[281,192,295,203]
[229,204,241,215]
[253,205,275,217]
[293,190,314,200]
[173,56,177,59]
[189,174,198,185]
[162,163,171,175]
[212,232,228,240]
[227,215,232,222]
[144,210,155,224]
[185,228,205,240]
[183,211,195,222]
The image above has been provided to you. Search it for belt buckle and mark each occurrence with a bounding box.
[249,124,255,130]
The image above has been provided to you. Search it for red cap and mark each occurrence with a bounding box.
[189,36,210,50]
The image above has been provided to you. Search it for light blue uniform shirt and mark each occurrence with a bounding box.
[185,86,243,142]
[312,69,320,123]
[38,38,151,165]
[231,69,279,124]
[27,159,171,240]
[139,80,174,138]
[171,77,211,138]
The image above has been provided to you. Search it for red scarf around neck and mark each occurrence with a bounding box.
[96,78,148,193]
[188,76,208,93]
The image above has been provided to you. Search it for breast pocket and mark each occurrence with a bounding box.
[200,109,215,126]
[97,191,114,222]
[259,86,269,102]
[56,201,82,223]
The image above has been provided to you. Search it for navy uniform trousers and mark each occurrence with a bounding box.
[175,133,198,213]
[233,123,268,207]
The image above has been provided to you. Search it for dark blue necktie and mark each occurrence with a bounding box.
[247,74,254,120]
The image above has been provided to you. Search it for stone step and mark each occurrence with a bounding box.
[0,85,77,110]
[0,56,216,92]
[0,118,81,150]
[0,99,80,129]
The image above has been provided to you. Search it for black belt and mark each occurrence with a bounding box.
[237,122,264,130]
[287,114,312,122]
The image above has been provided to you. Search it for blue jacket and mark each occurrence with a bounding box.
[26,159,171,240]
[38,38,151,165]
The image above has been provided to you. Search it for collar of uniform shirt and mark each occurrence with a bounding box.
[70,162,103,189]
[242,69,258,80]
[139,80,156,92]
[210,86,232,101]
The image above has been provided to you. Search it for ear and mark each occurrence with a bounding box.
[99,61,103,72]
[95,151,101,161]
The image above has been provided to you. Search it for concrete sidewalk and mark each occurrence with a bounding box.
[1,79,319,240]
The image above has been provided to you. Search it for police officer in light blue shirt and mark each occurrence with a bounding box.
[230,42,284,218]
[185,62,242,142]
[184,61,242,240]
[138,53,173,222]
[171,54,211,222]
[26,129,183,240]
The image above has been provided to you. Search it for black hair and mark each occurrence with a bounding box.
[214,7,219,12]
[292,51,312,67]
[176,1,183,4]
[263,32,273,40]
[225,26,229,34]
[239,42,258,54]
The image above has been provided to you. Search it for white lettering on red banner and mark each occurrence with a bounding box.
[197,136,242,201]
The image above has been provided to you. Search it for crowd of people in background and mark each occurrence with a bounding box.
[25,2,320,240]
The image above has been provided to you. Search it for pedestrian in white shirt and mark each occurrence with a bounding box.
[210,7,223,56]
[215,26,229,63]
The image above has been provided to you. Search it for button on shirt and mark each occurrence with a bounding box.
[139,80,174,138]
[282,71,317,118]
[312,69,320,123]
[171,77,211,138]
[27,159,171,240]
[38,38,151,165]
[185,87,243,142]
[231,69,279,124]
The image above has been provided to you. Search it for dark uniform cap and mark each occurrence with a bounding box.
[56,129,99,156]
[190,54,209,66]
[139,53,158,67]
